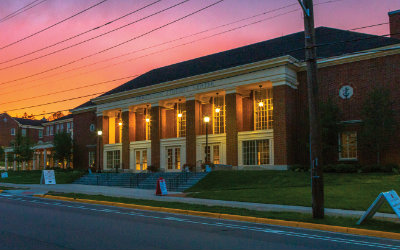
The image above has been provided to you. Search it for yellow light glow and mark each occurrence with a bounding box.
[204,116,210,123]
[118,122,123,126]
[145,118,150,123]
[258,101,264,107]
[97,130,103,136]
[178,113,183,118]
[215,108,220,113]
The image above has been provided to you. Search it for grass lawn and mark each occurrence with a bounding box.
[186,171,400,213]
[0,169,86,184]
[47,191,400,234]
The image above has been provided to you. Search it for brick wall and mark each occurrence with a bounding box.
[0,113,18,147]
[186,100,200,167]
[122,111,130,169]
[73,111,97,169]
[389,10,400,39]
[225,93,242,166]
[150,106,161,168]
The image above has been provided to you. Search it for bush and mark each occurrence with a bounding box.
[147,165,159,173]
[323,164,360,173]
[289,164,309,172]
[360,164,399,173]
[182,163,195,172]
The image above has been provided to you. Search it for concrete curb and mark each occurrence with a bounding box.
[32,194,400,240]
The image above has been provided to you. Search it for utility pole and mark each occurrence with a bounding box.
[297,0,324,218]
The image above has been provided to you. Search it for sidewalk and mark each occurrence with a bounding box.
[0,183,397,221]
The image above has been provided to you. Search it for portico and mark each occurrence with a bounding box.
[93,56,299,172]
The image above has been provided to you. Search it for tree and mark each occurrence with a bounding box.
[0,147,4,163]
[11,133,34,171]
[319,99,341,165]
[361,87,396,165]
[53,132,73,168]
[47,111,64,121]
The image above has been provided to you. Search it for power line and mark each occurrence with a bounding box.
[0,0,190,71]
[0,75,137,105]
[349,22,389,31]
[0,0,163,66]
[0,0,108,50]
[0,0,47,23]
[0,0,225,86]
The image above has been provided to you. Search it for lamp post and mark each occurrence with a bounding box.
[203,116,210,163]
[97,130,102,173]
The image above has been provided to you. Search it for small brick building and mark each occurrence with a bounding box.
[71,11,400,171]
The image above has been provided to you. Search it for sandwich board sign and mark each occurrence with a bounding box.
[156,177,168,196]
[357,190,400,225]
[40,170,56,185]
[1,172,8,178]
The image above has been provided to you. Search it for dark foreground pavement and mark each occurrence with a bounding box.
[0,193,398,250]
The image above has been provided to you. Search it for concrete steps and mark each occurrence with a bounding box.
[73,172,208,191]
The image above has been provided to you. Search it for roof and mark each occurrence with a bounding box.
[100,27,400,97]
[51,114,73,122]
[72,100,95,110]
[13,118,44,127]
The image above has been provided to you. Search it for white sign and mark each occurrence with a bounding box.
[1,172,8,178]
[159,179,168,195]
[357,190,400,224]
[205,165,212,173]
[40,170,56,185]
[339,85,354,99]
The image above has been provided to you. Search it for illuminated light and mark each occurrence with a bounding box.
[145,118,150,123]
[215,108,220,113]
[258,101,264,107]
[204,116,210,123]
[178,113,183,118]
[118,122,123,126]
[97,130,103,136]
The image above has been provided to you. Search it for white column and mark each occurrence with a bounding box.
[22,162,26,170]
[32,153,36,170]
[43,149,47,169]
[36,154,40,170]
[13,154,16,171]
[4,152,7,171]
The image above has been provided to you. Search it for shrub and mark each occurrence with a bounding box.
[323,164,359,173]
[182,163,195,172]
[147,165,159,173]
[289,164,309,172]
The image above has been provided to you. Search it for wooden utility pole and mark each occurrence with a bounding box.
[298,0,324,218]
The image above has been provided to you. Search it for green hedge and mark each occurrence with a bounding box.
[289,163,399,173]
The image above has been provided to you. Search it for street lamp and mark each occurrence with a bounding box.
[97,130,102,173]
[203,116,210,163]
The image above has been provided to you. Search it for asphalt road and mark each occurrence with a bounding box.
[0,193,399,250]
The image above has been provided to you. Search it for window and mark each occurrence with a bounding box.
[21,129,26,136]
[145,108,151,140]
[46,126,50,136]
[254,88,273,130]
[50,126,54,135]
[177,103,186,137]
[56,124,60,134]
[243,139,270,165]
[10,128,15,136]
[167,147,180,170]
[39,130,43,138]
[204,144,220,164]
[67,122,71,132]
[60,124,64,131]
[89,124,95,132]
[106,150,120,169]
[212,95,225,134]
[88,151,96,168]
[339,131,357,160]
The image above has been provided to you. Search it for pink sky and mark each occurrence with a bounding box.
[0,0,399,118]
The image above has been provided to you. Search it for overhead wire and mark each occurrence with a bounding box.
[0,0,47,23]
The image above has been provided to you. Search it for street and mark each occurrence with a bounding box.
[0,194,398,250]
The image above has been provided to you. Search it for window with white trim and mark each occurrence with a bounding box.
[21,129,26,136]
[10,128,15,136]
[56,124,60,134]
[106,150,120,169]
[145,107,151,140]
[339,131,357,160]
[177,103,186,137]
[89,124,95,132]
[254,88,273,130]
[88,151,96,168]
[39,130,43,138]
[46,126,50,136]
[60,124,64,131]
[67,122,71,132]
[50,126,54,135]
[242,139,270,165]
[212,95,225,134]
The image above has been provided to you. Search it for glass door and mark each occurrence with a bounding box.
[203,144,220,164]
[135,149,147,171]
[166,147,181,171]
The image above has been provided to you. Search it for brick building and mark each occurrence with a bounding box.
[1,114,74,170]
[71,11,400,172]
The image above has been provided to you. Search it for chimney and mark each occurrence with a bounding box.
[389,10,400,39]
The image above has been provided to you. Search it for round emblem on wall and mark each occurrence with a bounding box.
[339,85,354,100]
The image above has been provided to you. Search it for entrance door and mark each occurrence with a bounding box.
[203,144,220,164]
[135,149,147,171]
[166,147,181,171]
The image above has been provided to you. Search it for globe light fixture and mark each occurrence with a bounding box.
[178,113,183,118]
[118,122,123,126]
[258,101,264,107]
[215,107,220,113]
[97,130,103,136]
[145,118,150,123]
[203,116,210,123]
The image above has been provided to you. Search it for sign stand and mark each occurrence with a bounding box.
[357,190,400,225]
[40,170,56,185]
[156,177,168,196]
